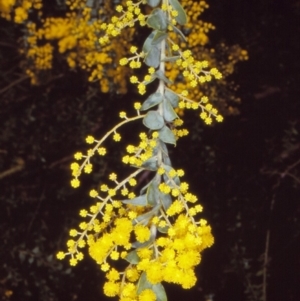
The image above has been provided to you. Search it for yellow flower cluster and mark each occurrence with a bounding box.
[163,0,248,119]
[139,214,214,290]
[58,160,214,297]
[163,35,224,123]
[54,0,247,300]
[58,104,216,298]
[69,114,145,188]
[99,1,147,46]
[2,1,134,92]
[176,91,223,124]
[1,0,247,117]
[0,0,42,22]
[122,132,158,167]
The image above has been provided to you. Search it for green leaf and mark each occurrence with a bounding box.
[169,0,187,25]
[152,283,168,301]
[147,179,160,206]
[125,250,140,264]
[158,225,169,233]
[143,111,164,130]
[163,55,181,62]
[171,24,187,41]
[144,46,161,68]
[152,30,168,45]
[140,179,152,195]
[141,92,164,111]
[165,90,179,108]
[137,273,168,301]
[134,205,160,225]
[159,192,172,210]
[147,0,161,7]
[122,194,147,206]
[132,238,153,249]
[159,125,176,145]
[141,156,158,171]
[155,70,172,84]
[158,141,171,166]
[137,272,152,294]
[147,9,168,31]
[163,98,178,122]
[144,73,157,86]
[143,32,155,54]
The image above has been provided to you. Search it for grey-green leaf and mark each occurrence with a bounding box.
[158,225,169,233]
[140,180,152,195]
[125,250,140,264]
[143,111,164,130]
[147,0,161,8]
[158,141,172,166]
[134,205,160,225]
[165,90,179,108]
[159,125,176,145]
[169,0,187,25]
[137,273,168,301]
[163,98,178,122]
[147,8,168,31]
[144,46,161,68]
[163,55,181,62]
[143,32,155,54]
[137,272,152,294]
[155,70,172,84]
[147,179,160,206]
[159,192,172,210]
[122,194,147,206]
[141,156,158,171]
[144,77,157,86]
[141,92,164,111]
[171,24,187,41]
[152,283,168,301]
[152,30,168,45]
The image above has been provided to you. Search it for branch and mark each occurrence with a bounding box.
[0,159,25,180]
[0,75,29,95]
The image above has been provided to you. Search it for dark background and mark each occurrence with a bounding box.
[0,1,299,301]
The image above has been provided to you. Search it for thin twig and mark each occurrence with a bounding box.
[0,161,25,180]
[0,75,29,95]
[49,155,73,169]
[285,172,300,184]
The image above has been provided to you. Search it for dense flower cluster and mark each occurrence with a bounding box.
[164,0,248,118]
[0,0,247,109]
[0,0,42,23]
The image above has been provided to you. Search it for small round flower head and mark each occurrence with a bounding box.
[119,111,127,118]
[134,102,141,110]
[74,152,83,160]
[109,173,117,181]
[71,178,80,188]
[113,133,121,141]
[98,147,106,156]
[86,135,95,144]
[56,251,65,260]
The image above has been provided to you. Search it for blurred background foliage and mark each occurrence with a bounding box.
[0,0,299,301]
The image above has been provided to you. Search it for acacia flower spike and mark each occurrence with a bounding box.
[71,114,145,185]
[65,168,144,258]
[164,86,222,120]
